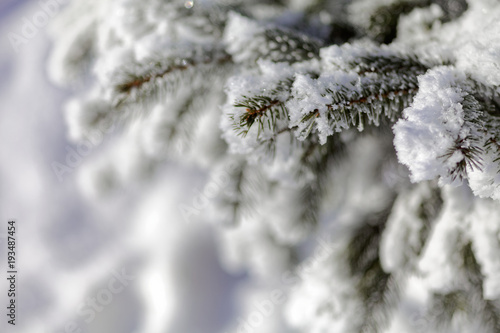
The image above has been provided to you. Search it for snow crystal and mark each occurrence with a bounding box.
[393,67,467,183]
[287,72,358,144]
[221,60,302,158]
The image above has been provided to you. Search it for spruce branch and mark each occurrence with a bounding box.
[348,200,400,333]
[366,0,430,44]
[416,185,443,254]
[231,77,296,137]
[484,138,500,164]
[440,136,484,182]
[294,72,421,141]
[426,244,500,332]
[150,87,220,155]
[47,1,500,333]
[110,47,233,107]
[262,28,323,63]
[352,54,431,75]
[351,0,468,44]
[230,53,430,148]
[218,159,247,226]
[233,97,286,137]
[295,135,347,228]
[225,12,324,64]
[436,86,500,180]
[462,243,500,332]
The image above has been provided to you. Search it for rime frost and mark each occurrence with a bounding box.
[393,67,467,183]
[45,0,500,332]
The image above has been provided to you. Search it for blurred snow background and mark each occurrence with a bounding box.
[0,1,241,332]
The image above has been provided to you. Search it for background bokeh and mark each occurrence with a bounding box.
[0,1,242,332]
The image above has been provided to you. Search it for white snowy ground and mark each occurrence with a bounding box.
[0,2,240,333]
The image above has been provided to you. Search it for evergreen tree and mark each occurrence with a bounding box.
[48,0,500,332]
